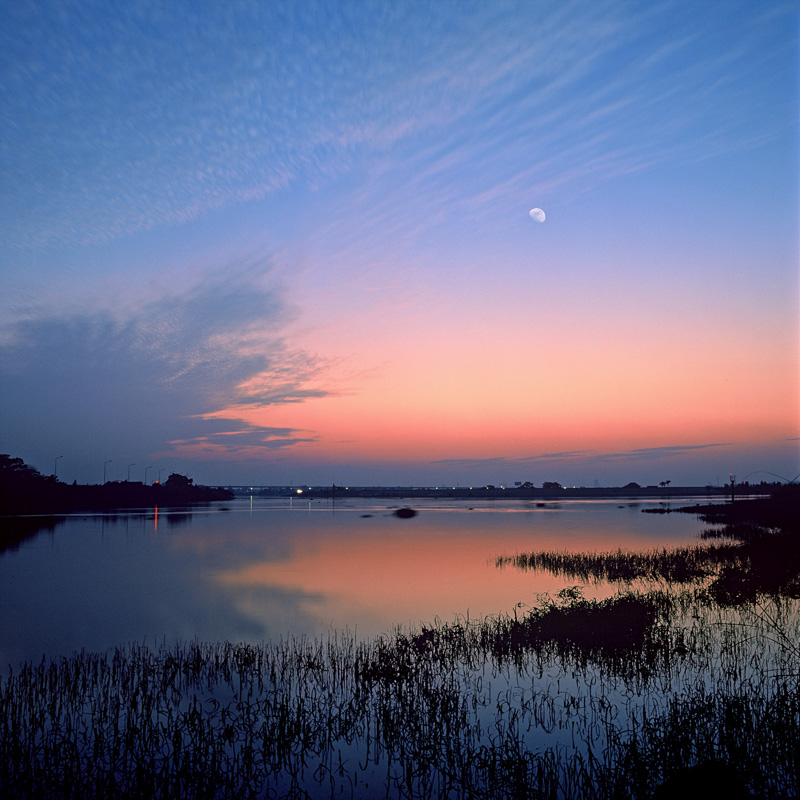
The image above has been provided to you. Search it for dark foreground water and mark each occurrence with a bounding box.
[1,496,716,670]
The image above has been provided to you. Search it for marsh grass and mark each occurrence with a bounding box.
[499,529,800,610]
[699,525,800,604]
[496,544,740,585]
[402,588,676,683]
[1,593,798,799]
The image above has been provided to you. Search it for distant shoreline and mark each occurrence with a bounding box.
[1,450,784,515]
[245,484,769,501]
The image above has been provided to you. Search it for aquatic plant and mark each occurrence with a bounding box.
[1,594,797,799]
[699,525,800,604]
[496,544,738,585]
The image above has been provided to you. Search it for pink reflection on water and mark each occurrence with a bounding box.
[212,500,709,638]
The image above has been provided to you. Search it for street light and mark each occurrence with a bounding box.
[127,463,136,482]
[103,460,112,484]
[158,468,166,484]
[54,455,63,478]
[144,465,152,485]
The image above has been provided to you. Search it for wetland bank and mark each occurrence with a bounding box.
[1,489,798,798]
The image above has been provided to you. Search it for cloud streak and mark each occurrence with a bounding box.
[601,444,732,460]
[431,443,732,473]
[0,258,327,478]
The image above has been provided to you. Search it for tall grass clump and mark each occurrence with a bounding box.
[496,544,739,585]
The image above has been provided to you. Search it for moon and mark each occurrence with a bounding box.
[529,208,546,223]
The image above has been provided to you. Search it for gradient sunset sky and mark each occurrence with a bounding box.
[2,0,798,488]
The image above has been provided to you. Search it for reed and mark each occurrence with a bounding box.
[1,593,797,799]
[496,544,740,585]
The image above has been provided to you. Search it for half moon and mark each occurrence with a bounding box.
[529,208,546,223]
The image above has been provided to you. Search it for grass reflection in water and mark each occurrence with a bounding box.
[1,585,798,799]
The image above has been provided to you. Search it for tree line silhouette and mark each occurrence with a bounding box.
[0,454,232,515]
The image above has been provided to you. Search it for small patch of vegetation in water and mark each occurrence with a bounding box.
[699,524,800,604]
[392,506,418,518]
[499,489,800,605]
[496,544,738,585]
[404,588,674,677]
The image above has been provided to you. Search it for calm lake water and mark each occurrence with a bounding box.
[0,496,721,671]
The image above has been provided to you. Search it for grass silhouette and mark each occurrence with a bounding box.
[1,590,797,799]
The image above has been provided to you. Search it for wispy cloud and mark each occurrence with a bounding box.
[3,1,790,251]
[601,443,732,461]
[430,444,732,473]
[296,1,794,269]
[0,260,327,469]
[154,429,317,463]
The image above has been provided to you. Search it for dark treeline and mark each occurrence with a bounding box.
[258,482,776,500]
[0,454,233,516]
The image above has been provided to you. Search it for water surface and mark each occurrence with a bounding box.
[0,496,718,670]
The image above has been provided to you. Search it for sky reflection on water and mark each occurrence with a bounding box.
[0,498,717,669]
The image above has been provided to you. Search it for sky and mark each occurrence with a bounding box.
[1,0,798,489]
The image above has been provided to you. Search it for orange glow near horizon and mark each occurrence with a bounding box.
[174,291,800,473]
[199,373,795,464]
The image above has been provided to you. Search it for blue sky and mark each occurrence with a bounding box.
[1,0,798,487]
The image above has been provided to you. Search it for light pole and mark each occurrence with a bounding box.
[145,466,152,485]
[127,463,136,482]
[159,468,166,484]
[54,455,63,478]
[103,460,112,484]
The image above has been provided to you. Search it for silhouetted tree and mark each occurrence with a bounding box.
[164,473,193,489]
[0,454,45,483]
[0,454,231,513]
[0,454,61,513]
